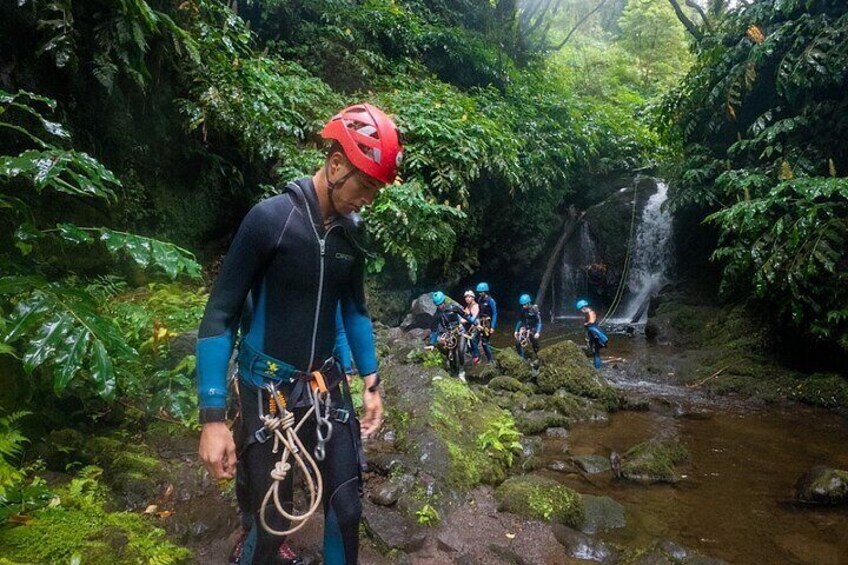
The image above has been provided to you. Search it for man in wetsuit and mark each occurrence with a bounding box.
[196,104,403,565]
[426,291,471,381]
[514,294,542,359]
[475,282,498,362]
[577,299,607,369]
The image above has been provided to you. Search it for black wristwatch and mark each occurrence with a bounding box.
[199,407,227,424]
[366,374,382,393]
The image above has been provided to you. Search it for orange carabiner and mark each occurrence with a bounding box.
[310,370,328,394]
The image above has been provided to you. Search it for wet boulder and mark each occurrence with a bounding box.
[494,475,584,527]
[495,348,535,382]
[537,341,621,409]
[514,410,569,435]
[401,293,437,331]
[488,375,531,393]
[795,466,848,505]
[572,455,612,475]
[621,438,689,484]
[551,524,620,564]
[578,495,626,534]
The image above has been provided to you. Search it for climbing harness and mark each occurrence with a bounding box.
[517,328,531,349]
[237,344,349,537]
[478,317,494,337]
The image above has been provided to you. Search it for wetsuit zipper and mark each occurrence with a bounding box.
[301,191,339,370]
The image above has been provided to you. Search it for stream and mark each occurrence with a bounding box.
[511,321,848,564]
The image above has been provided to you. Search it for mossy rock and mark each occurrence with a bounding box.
[488,376,530,393]
[621,438,689,484]
[514,410,569,435]
[785,373,848,409]
[494,475,584,527]
[537,341,620,409]
[795,466,848,505]
[0,469,192,564]
[494,349,534,382]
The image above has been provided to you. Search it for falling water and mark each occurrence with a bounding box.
[616,179,674,324]
[557,222,598,319]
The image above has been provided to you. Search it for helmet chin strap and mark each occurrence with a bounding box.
[324,161,356,218]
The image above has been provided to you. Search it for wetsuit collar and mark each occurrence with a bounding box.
[294,177,355,233]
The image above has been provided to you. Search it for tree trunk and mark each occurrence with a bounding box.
[536,207,584,310]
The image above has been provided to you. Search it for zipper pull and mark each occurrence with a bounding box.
[319,239,326,256]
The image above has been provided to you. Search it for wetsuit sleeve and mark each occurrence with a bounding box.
[515,320,522,333]
[334,304,354,374]
[534,307,542,334]
[340,254,378,376]
[196,197,291,420]
[491,298,498,329]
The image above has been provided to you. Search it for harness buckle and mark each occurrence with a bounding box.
[333,408,350,424]
[254,427,271,444]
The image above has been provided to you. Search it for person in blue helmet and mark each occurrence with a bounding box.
[475,282,498,362]
[514,294,542,359]
[577,299,608,369]
[426,291,471,381]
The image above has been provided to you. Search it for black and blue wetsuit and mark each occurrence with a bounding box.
[429,304,470,372]
[196,178,376,565]
[478,295,498,361]
[515,305,542,358]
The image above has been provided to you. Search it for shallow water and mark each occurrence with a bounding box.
[525,320,848,564]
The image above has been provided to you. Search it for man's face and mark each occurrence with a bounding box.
[331,153,385,215]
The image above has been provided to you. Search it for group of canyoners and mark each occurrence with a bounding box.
[425,285,609,380]
[196,103,609,565]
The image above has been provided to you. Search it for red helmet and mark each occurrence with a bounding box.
[321,103,403,184]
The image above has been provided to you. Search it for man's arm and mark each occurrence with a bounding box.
[196,197,291,479]
[490,297,498,329]
[340,253,382,437]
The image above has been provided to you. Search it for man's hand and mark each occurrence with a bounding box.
[513,331,519,338]
[198,422,237,480]
[534,333,540,340]
[360,373,384,439]
[424,345,435,350]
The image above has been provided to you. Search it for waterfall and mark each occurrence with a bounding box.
[616,179,674,324]
[556,222,598,318]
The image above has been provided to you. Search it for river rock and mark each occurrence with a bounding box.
[578,495,626,534]
[361,501,427,552]
[370,481,402,506]
[546,427,569,439]
[514,410,569,435]
[621,437,689,484]
[549,460,570,472]
[488,375,529,393]
[495,348,535,382]
[572,455,612,475]
[795,466,848,505]
[551,523,619,564]
[494,475,584,527]
[537,341,620,410]
[401,293,437,331]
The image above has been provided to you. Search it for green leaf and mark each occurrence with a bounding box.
[53,326,91,394]
[56,223,94,244]
[22,313,74,374]
[89,340,116,400]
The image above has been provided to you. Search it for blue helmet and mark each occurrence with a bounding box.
[432,291,446,306]
[576,299,589,310]
[519,294,532,306]
[476,282,490,293]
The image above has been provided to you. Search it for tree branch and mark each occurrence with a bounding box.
[551,0,609,51]
[685,0,713,31]
[666,0,704,41]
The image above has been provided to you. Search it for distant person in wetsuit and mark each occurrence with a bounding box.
[514,294,542,359]
[426,291,471,381]
[577,299,608,369]
[475,282,498,362]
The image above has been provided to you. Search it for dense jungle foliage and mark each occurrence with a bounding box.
[658,0,848,352]
[1,0,846,561]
